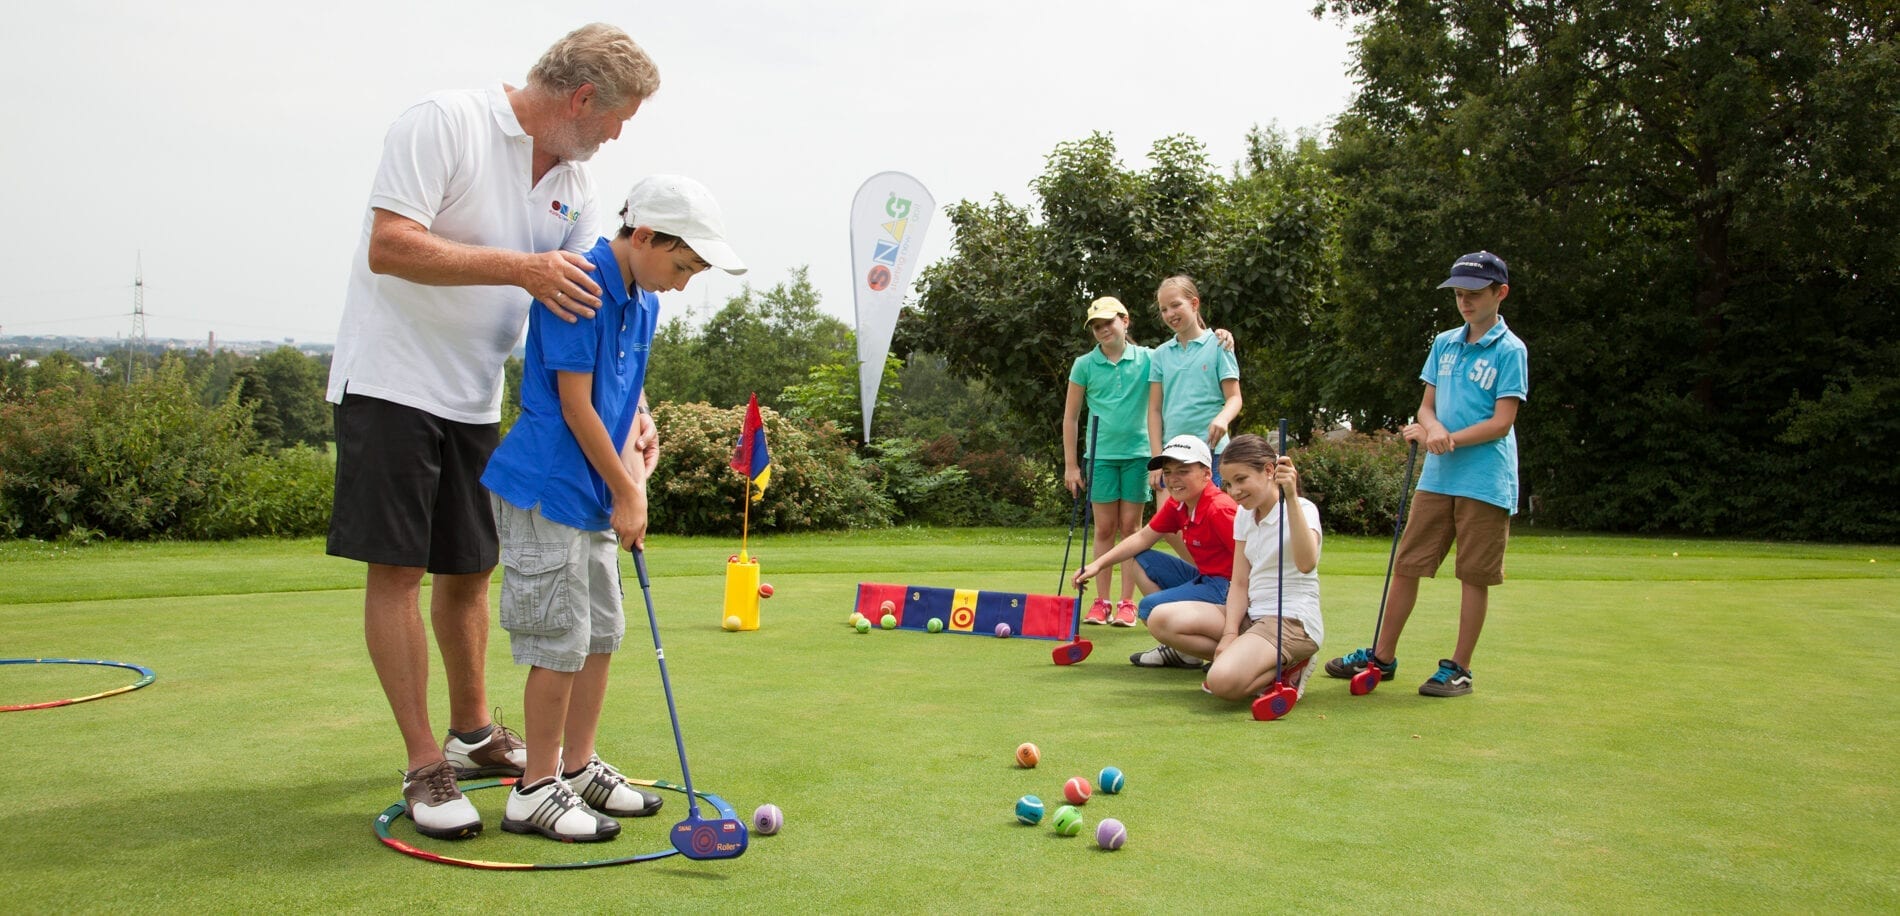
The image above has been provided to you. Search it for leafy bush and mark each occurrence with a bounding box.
[183,446,335,539]
[647,401,892,535]
[0,359,260,540]
[0,356,334,541]
[1290,430,1416,537]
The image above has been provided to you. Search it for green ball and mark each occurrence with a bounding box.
[854,618,871,633]
[926,617,944,633]
[1052,804,1084,836]
[880,613,897,630]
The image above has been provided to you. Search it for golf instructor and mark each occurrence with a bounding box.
[325,23,660,840]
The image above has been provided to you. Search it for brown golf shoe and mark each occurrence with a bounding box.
[442,709,528,779]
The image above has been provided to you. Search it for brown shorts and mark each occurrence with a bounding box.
[1242,615,1319,664]
[1393,490,1510,586]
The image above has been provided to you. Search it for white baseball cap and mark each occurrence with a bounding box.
[623,175,747,275]
[1147,435,1213,470]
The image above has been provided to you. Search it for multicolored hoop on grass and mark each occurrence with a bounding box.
[1,657,156,712]
[375,777,741,870]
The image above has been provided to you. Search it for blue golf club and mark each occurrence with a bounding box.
[632,548,748,860]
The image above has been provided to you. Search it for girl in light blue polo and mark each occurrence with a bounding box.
[1146,274,1242,490]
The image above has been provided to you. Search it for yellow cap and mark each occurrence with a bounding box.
[1084,296,1128,327]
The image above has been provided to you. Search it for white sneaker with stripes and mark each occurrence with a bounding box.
[501,777,620,842]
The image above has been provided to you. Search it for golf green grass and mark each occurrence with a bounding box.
[2,530,1895,912]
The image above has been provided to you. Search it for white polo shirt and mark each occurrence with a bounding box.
[1233,497,1324,645]
[327,84,602,424]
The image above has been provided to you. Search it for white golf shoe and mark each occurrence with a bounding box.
[564,754,664,818]
[502,776,620,842]
[401,759,482,840]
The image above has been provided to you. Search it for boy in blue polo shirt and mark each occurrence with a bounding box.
[1325,251,1528,697]
[481,175,745,840]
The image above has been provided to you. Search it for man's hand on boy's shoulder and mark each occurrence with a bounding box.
[522,250,604,322]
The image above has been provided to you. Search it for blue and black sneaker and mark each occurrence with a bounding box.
[1324,646,1396,681]
[1419,659,1473,697]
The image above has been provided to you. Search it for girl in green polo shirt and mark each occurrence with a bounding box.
[1064,296,1153,628]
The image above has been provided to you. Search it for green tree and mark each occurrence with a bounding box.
[1319,0,1900,538]
[249,347,330,448]
[905,130,1341,458]
[646,267,853,413]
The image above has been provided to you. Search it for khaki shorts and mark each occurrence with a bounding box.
[1241,615,1319,665]
[493,496,625,672]
[1393,490,1510,586]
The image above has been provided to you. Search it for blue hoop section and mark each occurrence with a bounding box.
[375,777,740,870]
[1,657,156,712]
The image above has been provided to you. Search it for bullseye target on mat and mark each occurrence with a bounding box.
[1,657,156,712]
[375,777,740,870]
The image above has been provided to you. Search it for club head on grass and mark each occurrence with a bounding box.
[671,815,748,860]
[1251,685,1297,721]
[1052,639,1093,666]
[1350,667,1382,696]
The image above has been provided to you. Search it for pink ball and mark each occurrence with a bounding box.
[1096,817,1126,850]
[751,803,783,836]
[994,622,1013,638]
[1063,776,1092,805]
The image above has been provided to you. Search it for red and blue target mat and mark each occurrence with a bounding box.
[854,583,1076,642]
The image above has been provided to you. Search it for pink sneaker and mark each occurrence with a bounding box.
[1084,599,1111,625]
[1111,600,1139,627]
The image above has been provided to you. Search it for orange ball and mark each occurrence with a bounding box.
[879,599,896,614]
[758,583,774,598]
[1015,742,1040,768]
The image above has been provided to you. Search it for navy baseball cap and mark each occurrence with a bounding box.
[1438,251,1509,290]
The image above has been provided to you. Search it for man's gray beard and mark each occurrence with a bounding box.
[544,120,600,163]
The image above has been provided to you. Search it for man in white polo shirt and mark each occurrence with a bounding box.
[325,23,659,840]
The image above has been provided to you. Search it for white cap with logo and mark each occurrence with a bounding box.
[623,175,747,275]
[1147,435,1213,470]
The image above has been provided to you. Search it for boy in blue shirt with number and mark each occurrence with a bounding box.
[1325,251,1528,697]
[481,175,746,840]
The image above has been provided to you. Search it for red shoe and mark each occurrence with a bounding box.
[1083,598,1111,625]
[1111,600,1139,627]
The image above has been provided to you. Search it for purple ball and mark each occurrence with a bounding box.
[751,803,783,836]
[1096,817,1126,850]
[995,622,1013,638]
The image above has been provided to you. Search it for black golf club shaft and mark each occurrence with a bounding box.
[1275,419,1287,685]
[1070,417,1099,631]
[1371,441,1420,649]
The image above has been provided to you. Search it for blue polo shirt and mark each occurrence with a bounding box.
[1149,330,1240,453]
[1414,316,1529,514]
[1068,344,1152,460]
[482,238,658,531]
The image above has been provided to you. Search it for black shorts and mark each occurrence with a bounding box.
[327,394,500,575]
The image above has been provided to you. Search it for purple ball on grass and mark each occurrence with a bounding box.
[752,804,783,835]
[1096,817,1127,850]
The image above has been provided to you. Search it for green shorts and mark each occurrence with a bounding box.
[1087,457,1153,505]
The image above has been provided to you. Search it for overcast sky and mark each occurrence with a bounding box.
[0,1,1359,346]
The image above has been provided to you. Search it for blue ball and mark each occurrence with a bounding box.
[1014,794,1045,825]
[1098,766,1125,794]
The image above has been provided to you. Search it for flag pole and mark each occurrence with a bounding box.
[740,475,751,563]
